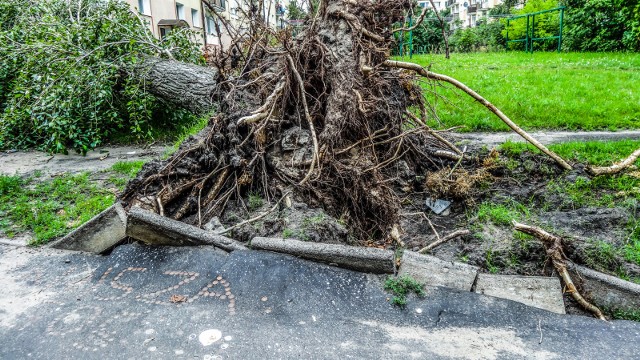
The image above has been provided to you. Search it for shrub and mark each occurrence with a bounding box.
[0,0,204,154]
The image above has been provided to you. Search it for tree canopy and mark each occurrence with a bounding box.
[0,0,203,154]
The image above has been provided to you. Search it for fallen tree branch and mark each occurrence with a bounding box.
[586,147,640,176]
[392,7,429,34]
[419,229,469,254]
[513,221,606,320]
[384,60,572,170]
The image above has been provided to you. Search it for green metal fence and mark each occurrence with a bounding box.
[506,6,565,53]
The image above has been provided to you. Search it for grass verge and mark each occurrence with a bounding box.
[0,160,146,245]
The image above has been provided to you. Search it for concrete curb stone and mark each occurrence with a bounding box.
[126,207,246,252]
[572,264,640,313]
[49,202,127,253]
[474,274,565,314]
[398,251,479,291]
[250,237,395,273]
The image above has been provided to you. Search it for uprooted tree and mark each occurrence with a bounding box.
[120,0,570,242]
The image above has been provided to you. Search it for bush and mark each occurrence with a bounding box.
[560,0,640,52]
[0,0,204,154]
[502,0,560,52]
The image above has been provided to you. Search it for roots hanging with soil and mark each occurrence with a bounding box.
[121,0,465,244]
[120,0,572,246]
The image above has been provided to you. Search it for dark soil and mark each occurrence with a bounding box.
[211,148,640,291]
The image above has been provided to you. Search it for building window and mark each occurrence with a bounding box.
[192,9,201,27]
[206,16,217,35]
[176,3,185,20]
[137,0,150,16]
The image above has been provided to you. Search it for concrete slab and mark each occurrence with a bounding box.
[250,237,395,273]
[572,264,640,313]
[474,274,565,314]
[126,207,246,252]
[2,243,640,359]
[399,251,479,291]
[49,202,127,253]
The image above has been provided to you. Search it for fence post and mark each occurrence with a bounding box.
[558,8,564,52]
[531,14,535,53]
[408,14,413,59]
[506,18,509,50]
[525,15,530,53]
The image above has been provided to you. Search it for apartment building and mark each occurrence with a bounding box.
[124,0,293,49]
[445,0,506,28]
[417,1,446,12]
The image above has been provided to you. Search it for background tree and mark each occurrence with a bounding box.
[286,1,306,20]
[560,0,640,52]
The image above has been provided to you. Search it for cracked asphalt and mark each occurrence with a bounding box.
[1,243,639,359]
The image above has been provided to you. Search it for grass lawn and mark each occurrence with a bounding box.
[0,161,145,245]
[404,52,640,132]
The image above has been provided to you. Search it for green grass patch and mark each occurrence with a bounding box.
[384,275,426,308]
[476,200,529,226]
[405,52,640,132]
[162,115,210,159]
[611,308,640,322]
[501,139,640,167]
[108,160,146,189]
[0,173,115,245]
[248,192,264,211]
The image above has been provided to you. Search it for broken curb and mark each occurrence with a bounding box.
[572,264,640,314]
[50,202,127,253]
[474,274,565,314]
[398,251,479,291]
[126,207,246,252]
[250,237,395,273]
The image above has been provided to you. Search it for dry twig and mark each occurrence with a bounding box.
[586,148,640,176]
[419,229,469,254]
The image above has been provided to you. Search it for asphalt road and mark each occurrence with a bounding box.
[1,243,639,359]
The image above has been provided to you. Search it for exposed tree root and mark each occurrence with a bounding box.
[383,60,573,171]
[586,147,640,176]
[419,229,470,254]
[513,221,607,320]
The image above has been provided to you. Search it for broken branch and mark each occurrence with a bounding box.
[419,229,470,254]
[586,147,640,176]
[384,60,572,170]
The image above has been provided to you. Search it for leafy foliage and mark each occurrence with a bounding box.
[447,19,505,52]
[502,0,560,51]
[560,0,640,52]
[0,0,204,154]
[384,275,426,308]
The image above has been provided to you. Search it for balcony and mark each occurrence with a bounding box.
[211,0,226,11]
[445,0,456,7]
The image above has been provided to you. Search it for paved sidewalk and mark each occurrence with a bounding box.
[1,243,639,359]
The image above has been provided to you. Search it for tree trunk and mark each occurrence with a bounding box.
[137,58,219,114]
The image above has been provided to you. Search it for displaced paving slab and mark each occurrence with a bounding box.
[399,251,479,291]
[50,202,127,253]
[1,243,639,359]
[250,237,395,273]
[474,274,565,314]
